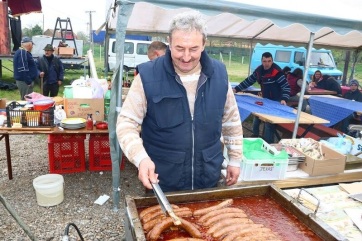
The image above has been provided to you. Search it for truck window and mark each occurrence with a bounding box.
[275,50,291,63]
[310,52,335,67]
[111,42,134,54]
[294,51,304,65]
[136,43,150,55]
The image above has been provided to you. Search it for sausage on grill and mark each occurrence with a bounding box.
[193,199,233,216]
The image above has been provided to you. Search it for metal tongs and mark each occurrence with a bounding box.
[151,182,181,225]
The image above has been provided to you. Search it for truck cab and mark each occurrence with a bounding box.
[250,43,343,83]
[108,39,152,72]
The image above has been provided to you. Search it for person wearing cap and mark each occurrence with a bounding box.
[36,44,64,97]
[340,79,362,133]
[13,36,41,100]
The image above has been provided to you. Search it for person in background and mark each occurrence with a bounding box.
[147,41,167,61]
[340,79,362,133]
[233,52,290,143]
[117,11,243,192]
[13,37,41,100]
[37,44,64,97]
[134,41,168,75]
[309,70,342,96]
[282,66,291,77]
[287,68,308,111]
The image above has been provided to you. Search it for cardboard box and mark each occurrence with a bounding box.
[55,47,74,57]
[280,138,346,176]
[0,98,6,109]
[64,98,104,121]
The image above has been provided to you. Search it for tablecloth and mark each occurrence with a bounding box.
[235,94,296,122]
[308,96,362,127]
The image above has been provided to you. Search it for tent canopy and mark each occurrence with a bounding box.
[108,0,362,210]
[107,0,362,50]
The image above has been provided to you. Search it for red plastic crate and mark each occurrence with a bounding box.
[88,136,126,171]
[48,134,86,142]
[48,140,86,174]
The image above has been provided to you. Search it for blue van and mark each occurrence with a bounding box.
[250,43,343,83]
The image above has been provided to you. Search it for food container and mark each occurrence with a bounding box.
[124,185,344,241]
[33,99,55,111]
[272,144,305,172]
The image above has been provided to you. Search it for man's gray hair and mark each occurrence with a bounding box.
[169,11,207,43]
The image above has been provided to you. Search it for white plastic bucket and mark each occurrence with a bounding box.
[33,174,64,207]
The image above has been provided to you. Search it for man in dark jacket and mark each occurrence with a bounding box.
[233,52,290,143]
[13,37,40,100]
[340,79,362,133]
[116,11,243,192]
[37,44,64,97]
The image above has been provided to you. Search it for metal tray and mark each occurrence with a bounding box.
[124,185,346,241]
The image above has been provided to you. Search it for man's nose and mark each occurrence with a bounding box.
[182,50,192,62]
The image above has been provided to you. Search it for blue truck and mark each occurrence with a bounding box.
[250,43,343,83]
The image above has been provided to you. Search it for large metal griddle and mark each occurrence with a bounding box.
[124,184,346,241]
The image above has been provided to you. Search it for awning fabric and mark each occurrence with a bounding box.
[5,0,42,16]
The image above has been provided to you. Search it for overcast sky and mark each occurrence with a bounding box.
[20,0,362,35]
[20,0,107,34]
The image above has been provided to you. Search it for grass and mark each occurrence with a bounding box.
[1,45,362,101]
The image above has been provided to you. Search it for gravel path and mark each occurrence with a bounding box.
[0,123,254,241]
[0,134,144,241]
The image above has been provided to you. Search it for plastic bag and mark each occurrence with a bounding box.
[24,92,52,103]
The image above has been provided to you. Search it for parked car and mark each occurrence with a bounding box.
[250,43,343,83]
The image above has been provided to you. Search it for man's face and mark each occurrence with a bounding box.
[169,29,205,73]
[261,57,273,70]
[44,50,54,57]
[350,84,358,92]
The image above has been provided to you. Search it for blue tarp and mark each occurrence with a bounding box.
[92,30,151,43]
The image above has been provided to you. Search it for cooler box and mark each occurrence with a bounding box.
[240,138,288,181]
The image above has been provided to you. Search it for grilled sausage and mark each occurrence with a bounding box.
[179,217,202,238]
[193,199,233,216]
[143,216,167,233]
[167,239,205,241]
[198,207,246,223]
[213,223,264,239]
[222,227,272,241]
[207,218,253,235]
[142,207,192,223]
[148,217,174,241]
[204,212,247,226]
[143,209,193,233]
[139,204,179,219]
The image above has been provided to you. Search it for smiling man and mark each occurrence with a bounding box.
[116,11,243,192]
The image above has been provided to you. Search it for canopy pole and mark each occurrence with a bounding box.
[109,0,134,212]
[292,32,315,139]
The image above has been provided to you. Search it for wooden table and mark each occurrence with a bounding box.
[235,93,329,138]
[0,126,108,180]
[305,87,337,95]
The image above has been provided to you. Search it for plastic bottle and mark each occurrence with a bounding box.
[86,114,93,130]
[104,88,111,121]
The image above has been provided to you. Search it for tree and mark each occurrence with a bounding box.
[76,31,88,42]
[22,24,43,37]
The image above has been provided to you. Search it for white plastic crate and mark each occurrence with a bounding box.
[240,156,288,181]
[240,138,288,181]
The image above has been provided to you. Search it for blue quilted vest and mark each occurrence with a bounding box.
[138,49,228,192]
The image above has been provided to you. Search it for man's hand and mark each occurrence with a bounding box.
[225,165,240,186]
[57,80,62,86]
[280,100,287,105]
[138,158,158,189]
[39,72,45,78]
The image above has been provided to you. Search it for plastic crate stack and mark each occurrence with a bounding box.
[48,134,86,174]
[89,133,126,171]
